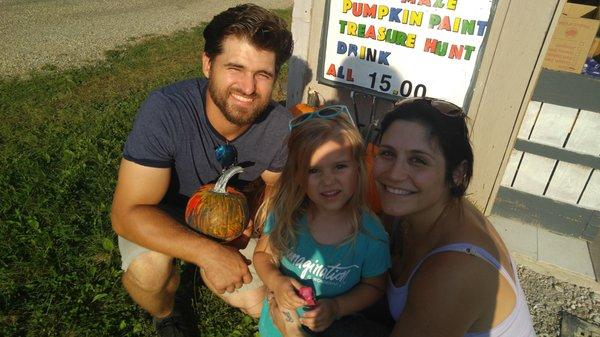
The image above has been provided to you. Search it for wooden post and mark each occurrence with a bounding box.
[465,0,566,213]
[287,1,313,108]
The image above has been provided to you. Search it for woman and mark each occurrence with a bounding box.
[373,97,536,337]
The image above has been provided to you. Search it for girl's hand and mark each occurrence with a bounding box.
[272,276,306,310]
[299,298,339,332]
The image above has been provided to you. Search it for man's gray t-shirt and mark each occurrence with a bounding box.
[123,78,291,221]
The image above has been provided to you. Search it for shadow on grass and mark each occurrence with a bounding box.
[175,263,258,337]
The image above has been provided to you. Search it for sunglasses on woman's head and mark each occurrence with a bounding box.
[215,143,237,171]
[395,97,465,118]
[289,105,355,130]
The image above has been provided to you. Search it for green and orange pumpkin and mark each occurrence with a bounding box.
[185,166,249,242]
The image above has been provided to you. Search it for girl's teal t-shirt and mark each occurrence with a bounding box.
[258,212,391,337]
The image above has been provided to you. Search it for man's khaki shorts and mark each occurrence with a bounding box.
[117,235,264,292]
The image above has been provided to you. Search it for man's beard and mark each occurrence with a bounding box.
[207,82,269,126]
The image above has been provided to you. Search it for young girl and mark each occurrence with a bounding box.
[253,106,391,337]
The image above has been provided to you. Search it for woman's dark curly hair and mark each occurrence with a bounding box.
[378,97,474,198]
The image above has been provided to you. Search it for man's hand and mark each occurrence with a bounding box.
[201,244,252,294]
[299,298,339,332]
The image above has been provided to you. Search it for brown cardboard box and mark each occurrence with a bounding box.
[589,37,600,57]
[543,3,600,73]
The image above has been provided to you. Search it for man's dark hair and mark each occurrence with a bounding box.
[203,4,293,73]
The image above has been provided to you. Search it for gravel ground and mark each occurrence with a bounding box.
[0,0,293,77]
[518,266,600,336]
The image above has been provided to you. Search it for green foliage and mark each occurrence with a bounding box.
[1,7,291,336]
[193,286,259,337]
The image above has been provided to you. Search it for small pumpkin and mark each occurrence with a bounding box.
[185,166,249,242]
[365,142,382,214]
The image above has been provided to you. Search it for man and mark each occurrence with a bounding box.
[110,4,293,336]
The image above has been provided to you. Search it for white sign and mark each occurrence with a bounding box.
[318,0,494,107]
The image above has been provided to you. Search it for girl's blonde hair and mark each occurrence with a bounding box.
[257,114,368,258]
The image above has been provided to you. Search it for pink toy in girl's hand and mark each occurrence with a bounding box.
[298,286,316,306]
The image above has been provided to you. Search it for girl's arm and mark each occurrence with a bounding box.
[390,253,499,337]
[253,234,306,310]
[300,272,387,332]
[254,235,310,337]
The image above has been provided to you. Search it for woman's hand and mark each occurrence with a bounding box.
[299,298,339,332]
[272,275,306,310]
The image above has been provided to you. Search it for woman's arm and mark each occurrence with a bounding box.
[390,253,498,337]
[300,272,387,332]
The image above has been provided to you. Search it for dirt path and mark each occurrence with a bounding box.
[0,0,293,77]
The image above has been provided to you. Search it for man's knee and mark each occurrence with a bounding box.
[123,251,176,292]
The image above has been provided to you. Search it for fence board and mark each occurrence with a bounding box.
[519,101,542,139]
[514,139,600,170]
[532,69,600,112]
[513,153,555,195]
[529,103,578,147]
[580,170,600,210]
[545,162,592,204]
[502,150,523,186]
[566,110,600,156]
[494,187,589,238]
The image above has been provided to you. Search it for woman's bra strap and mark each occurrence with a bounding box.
[406,243,516,290]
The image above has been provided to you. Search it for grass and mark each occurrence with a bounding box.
[0,8,291,336]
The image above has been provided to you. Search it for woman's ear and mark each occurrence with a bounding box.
[452,160,469,190]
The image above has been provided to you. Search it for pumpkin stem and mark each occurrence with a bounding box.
[213,166,244,193]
